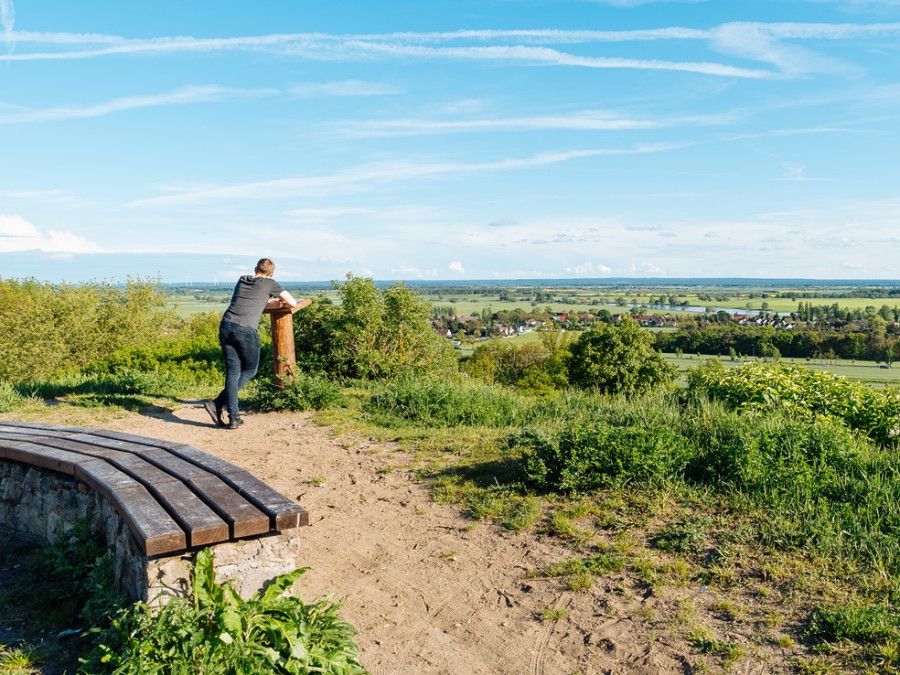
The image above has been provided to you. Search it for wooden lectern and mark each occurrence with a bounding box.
[263,298,311,388]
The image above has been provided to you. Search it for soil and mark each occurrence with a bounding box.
[2,403,803,674]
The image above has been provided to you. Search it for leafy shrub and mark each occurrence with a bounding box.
[82,549,364,675]
[689,360,900,445]
[461,337,568,392]
[84,312,222,386]
[517,422,692,494]
[0,277,177,383]
[251,372,345,412]
[293,275,457,380]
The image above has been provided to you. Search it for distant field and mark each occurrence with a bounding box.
[169,300,228,318]
[665,353,900,388]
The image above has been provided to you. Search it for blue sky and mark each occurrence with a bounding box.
[1,0,899,283]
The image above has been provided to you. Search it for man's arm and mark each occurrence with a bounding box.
[279,290,299,308]
[264,292,310,310]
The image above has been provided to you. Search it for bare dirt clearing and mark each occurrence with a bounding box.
[3,403,802,674]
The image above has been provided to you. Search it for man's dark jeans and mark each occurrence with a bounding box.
[214,320,261,421]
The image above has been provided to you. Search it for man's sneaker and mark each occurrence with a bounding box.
[226,416,244,430]
[203,401,224,426]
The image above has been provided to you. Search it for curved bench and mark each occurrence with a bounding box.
[0,420,310,603]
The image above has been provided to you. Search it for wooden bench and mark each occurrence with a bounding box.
[0,420,308,557]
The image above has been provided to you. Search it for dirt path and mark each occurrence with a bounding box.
[6,403,793,674]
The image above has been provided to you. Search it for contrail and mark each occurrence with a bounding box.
[1,0,14,51]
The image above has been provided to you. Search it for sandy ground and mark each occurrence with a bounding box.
[6,403,797,674]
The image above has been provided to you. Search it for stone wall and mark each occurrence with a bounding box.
[0,459,303,608]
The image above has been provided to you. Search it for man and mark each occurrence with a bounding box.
[204,258,302,429]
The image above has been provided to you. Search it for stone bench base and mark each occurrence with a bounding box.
[0,421,309,607]
[0,460,303,606]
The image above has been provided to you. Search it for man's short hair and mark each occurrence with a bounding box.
[255,258,276,276]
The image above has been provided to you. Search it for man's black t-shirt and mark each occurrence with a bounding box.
[221,275,285,329]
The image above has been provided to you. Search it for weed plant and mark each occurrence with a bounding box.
[689,359,900,445]
[82,549,364,675]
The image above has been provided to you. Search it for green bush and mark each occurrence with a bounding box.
[293,275,457,381]
[251,372,345,412]
[81,549,364,675]
[0,277,177,383]
[688,360,900,445]
[461,338,568,392]
[517,422,691,494]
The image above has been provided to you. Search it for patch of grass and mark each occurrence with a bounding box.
[500,496,542,531]
[564,571,594,592]
[536,550,626,580]
[539,606,567,622]
[688,627,746,667]
[0,643,42,674]
[650,515,710,555]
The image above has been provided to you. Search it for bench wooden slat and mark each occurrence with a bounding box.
[165,444,248,477]
[219,471,310,529]
[73,459,188,556]
[139,448,219,480]
[70,433,162,455]
[23,436,134,460]
[91,453,232,548]
[188,475,271,539]
[92,428,190,451]
[0,421,89,435]
[106,486,188,557]
[149,481,231,547]
[4,442,94,474]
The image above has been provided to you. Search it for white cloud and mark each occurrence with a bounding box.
[128,144,682,207]
[629,261,667,275]
[0,28,769,78]
[0,85,276,124]
[288,80,401,98]
[1,0,13,35]
[339,110,665,138]
[390,266,426,278]
[566,262,613,275]
[8,22,900,81]
[780,163,834,182]
[0,214,102,253]
[448,261,465,274]
[0,188,93,207]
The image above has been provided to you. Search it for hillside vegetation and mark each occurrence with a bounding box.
[3,275,900,673]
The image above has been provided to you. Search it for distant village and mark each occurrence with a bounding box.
[430,307,802,342]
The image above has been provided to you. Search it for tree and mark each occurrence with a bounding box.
[566,317,677,396]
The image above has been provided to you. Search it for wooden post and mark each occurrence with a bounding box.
[263,299,310,389]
